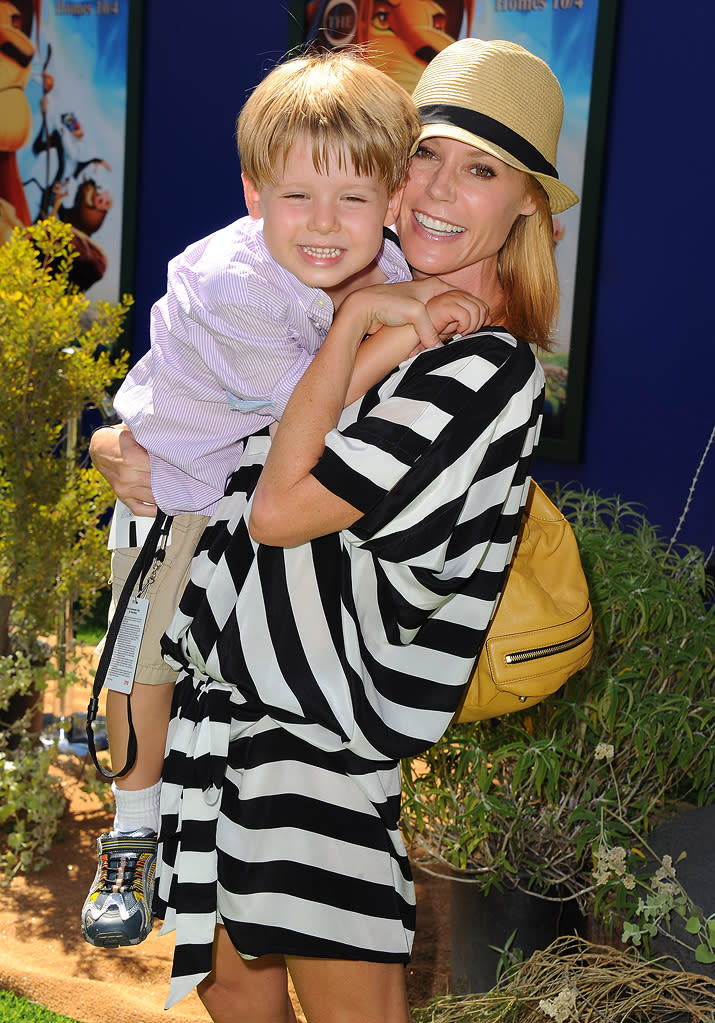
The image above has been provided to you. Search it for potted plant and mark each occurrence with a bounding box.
[0,219,130,880]
[400,483,715,990]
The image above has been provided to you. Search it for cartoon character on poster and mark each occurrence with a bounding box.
[0,0,41,240]
[305,1,475,92]
[4,0,130,302]
[304,0,600,446]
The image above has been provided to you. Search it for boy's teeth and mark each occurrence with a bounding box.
[414,211,465,235]
[302,246,342,257]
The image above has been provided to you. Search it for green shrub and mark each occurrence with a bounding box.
[401,487,715,920]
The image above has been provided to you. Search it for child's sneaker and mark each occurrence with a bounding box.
[81,828,157,947]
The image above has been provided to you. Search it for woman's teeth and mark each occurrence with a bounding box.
[414,212,465,235]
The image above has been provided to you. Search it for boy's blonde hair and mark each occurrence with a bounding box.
[237,49,420,195]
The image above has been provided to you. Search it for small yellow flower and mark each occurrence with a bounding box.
[593,844,629,884]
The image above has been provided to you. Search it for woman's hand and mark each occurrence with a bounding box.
[340,276,458,347]
[90,424,157,516]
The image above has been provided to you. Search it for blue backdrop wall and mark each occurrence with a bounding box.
[127,1,713,557]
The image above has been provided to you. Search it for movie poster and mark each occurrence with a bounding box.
[3,1,134,304]
[301,1,616,458]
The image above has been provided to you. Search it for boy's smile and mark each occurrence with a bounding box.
[243,136,401,294]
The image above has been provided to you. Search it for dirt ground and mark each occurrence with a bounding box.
[0,673,451,1023]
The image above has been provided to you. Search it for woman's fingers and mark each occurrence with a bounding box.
[89,425,158,513]
[343,289,440,348]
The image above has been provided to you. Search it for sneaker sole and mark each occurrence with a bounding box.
[83,925,152,948]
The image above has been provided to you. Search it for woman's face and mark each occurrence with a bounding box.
[396,136,536,287]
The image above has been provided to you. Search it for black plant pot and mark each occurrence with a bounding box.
[647,805,715,981]
[449,879,586,993]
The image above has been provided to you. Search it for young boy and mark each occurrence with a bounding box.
[80,49,422,949]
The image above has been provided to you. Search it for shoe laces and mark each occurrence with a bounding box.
[97,846,151,895]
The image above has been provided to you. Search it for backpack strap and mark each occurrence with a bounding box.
[86,510,173,778]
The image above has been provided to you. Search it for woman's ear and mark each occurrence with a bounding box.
[520,184,538,218]
[520,196,538,217]
[242,175,262,219]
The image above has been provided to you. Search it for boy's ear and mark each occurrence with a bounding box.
[242,175,262,219]
[384,184,405,228]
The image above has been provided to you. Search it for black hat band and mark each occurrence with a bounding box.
[417,103,558,179]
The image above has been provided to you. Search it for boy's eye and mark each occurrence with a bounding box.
[344,195,367,203]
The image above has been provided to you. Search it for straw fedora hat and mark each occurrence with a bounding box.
[411,37,579,215]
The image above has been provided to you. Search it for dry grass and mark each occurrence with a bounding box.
[412,935,715,1022]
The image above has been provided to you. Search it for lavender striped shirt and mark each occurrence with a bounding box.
[114,216,410,515]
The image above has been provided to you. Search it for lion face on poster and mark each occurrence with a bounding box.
[360,0,456,92]
[0,1,34,152]
[306,0,472,93]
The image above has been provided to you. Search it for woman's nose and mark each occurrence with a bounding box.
[426,165,456,202]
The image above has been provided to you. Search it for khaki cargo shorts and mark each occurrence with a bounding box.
[97,512,210,685]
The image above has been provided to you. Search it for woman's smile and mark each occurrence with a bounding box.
[412,210,466,236]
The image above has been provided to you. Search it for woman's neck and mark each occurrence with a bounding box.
[413,260,506,327]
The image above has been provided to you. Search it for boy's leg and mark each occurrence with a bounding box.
[197,926,300,1023]
[286,956,411,1023]
[107,680,173,825]
[81,512,209,948]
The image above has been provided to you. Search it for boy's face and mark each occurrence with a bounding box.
[243,136,402,295]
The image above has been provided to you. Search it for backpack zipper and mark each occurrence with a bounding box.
[504,625,593,665]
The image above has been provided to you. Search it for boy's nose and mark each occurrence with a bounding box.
[308,202,339,233]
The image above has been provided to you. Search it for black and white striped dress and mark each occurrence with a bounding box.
[156,327,544,1007]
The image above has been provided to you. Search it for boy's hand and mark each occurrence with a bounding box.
[426,290,489,341]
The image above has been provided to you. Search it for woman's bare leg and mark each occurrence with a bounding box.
[286,956,410,1023]
[198,926,300,1023]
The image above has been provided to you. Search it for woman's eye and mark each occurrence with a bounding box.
[471,164,495,178]
[414,146,436,160]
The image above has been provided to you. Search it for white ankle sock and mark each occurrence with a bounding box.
[112,781,161,835]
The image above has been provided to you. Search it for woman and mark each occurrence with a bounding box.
[91,38,578,1023]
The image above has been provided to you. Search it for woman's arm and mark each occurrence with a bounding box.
[248,284,480,547]
[89,424,157,515]
[93,284,486,521]
[343,277,486,404]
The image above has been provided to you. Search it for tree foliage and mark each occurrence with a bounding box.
[0,219,130,656]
